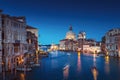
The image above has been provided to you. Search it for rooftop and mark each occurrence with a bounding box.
[26,25,37,29]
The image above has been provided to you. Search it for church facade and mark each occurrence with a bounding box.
[59,26,101,53]
[59,26,86,51]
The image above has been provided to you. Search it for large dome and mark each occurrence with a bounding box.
[66,26,76,40]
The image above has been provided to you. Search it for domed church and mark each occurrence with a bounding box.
[59,26,77,51]
[66,26,76,40]
[59,25,101,53]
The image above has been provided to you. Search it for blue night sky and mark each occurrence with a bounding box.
[0,0,120,45]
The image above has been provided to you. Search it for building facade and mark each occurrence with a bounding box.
[59,26,77,51]
[77,32,86,51]
[81,39,101,53]
[2,14,27,71]
[59,26,101,53]
[77,32,101,53]
[65,26,76,40]
[0,10,39,73]
[101,36,106,54]
[105,28,120,57]
[0,10,2,73]
[26,25,38,54]
[49,43,59,51]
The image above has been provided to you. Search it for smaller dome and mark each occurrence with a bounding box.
[78,31,86,39]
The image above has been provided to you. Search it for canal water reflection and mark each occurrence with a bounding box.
[105,56,110,74]
[92,53,98,80]
[3,51,120,80]
[77,52,81,72]
[19,73,25,80]
[63,64,69,80]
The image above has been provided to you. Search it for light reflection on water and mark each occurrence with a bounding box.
[51,59,58,68]
[63,64,69,80]
[5,51,120,80]
[93,53,96,66]
[91,67,98,80]
[77,52,81,72]
[92,53,98,80]
[19,73,25,80]
[105,56,110,74]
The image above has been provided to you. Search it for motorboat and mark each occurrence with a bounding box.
[67,53,71,56]
[63,64,70,70]
[33,63,40,67]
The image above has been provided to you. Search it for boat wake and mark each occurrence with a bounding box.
[63,64,70,70]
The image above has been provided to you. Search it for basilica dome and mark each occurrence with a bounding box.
[66,26,76,40]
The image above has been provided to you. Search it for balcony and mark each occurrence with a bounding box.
[23,50,28,53]
[14,40,20,46]
[15,40,20,43]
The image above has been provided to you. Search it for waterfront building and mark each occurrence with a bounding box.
[49,43,59,51]
[26,25,38,53]
[1,13,27,71]
[0,10,2,73]
[101,36,106,54]
[82,40,101,53]
[77,31,86,51]
[59,26,77,51]
[59,39,66,50]
[78,32,86,39]
[84,45,101,54]
[65,26,76,40]
[59,26,101,53]
[26,26,38,66]
[105,28,120,57]
[77,32,101,53]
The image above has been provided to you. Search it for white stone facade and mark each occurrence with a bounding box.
[26,25,38,51]
[65,26,76,40]
[2,15,27,71]
[26,26,38,37]
[60,26,101,53]
[59,26,77,51]
[105,28,120,57]
[59,40,66,50]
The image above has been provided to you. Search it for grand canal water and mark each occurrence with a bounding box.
[3,51,120,80]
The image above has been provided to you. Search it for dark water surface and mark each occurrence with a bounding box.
[2,51,120,80]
